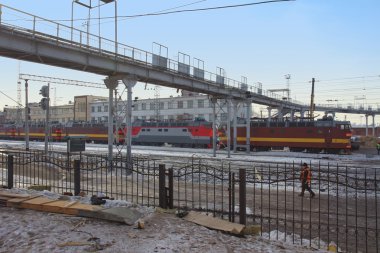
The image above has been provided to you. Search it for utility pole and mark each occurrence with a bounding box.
[310,78,315,119]
[39,84,50,154]
[45,84,50,154]
[24,80,29,151]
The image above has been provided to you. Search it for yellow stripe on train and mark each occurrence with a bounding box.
[220,137,349,144]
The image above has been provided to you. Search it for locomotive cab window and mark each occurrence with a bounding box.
[164,129,168,132]
[158,129,162,132]
[182,129,187,132]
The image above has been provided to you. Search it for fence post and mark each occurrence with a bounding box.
[7,155,13,189]
[239,168,247,225]
[159,164,166,208]
[168,168,174,209]
[74,159,81,196]
[232,172,236,222]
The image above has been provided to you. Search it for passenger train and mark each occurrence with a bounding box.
[0,116,352,153]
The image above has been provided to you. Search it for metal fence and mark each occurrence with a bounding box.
[0,149,379,253]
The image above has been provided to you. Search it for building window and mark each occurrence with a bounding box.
[160,102,164,110]
[97,106,102,112]
[79,102,86,112]
[104,116,108,122]
[198,99,204,108]
[178,101,183,109]
[133,104,138,111]
[97,117,102,122]
[104,105,108,112]
[133,116,139,121]
[91,107,95,112]
[141,103,146,110]
[142,116,146,120]
[168,101,174,109]
[187,100,193,109]
[150,103,155,110]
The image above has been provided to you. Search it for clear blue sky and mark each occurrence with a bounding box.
[0,0,379,124]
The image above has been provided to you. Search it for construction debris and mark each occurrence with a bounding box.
[184,211,246,235]
[0,190,143,225]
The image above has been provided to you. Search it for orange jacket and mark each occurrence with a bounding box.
[300,166,311,183]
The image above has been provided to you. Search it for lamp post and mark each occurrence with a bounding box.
[71,0,117,53]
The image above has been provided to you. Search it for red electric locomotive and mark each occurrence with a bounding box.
[219,117,352,154]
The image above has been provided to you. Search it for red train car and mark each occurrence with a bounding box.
[0,118,215,148]
[219,118,352,154]
[0,123,63,142]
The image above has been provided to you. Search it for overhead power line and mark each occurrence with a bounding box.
[51,0,295,22]
[0,90,24,107]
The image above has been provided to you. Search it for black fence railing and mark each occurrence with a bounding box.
[0,149,378,253]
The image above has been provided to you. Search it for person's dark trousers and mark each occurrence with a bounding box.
[300,181,315,197]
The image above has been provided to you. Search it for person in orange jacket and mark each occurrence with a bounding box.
[299,163,315,198]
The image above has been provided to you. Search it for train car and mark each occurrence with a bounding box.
[129,118,213,148]
[219,117,352,154]
[0,123,63,142]
[0,118,214,148]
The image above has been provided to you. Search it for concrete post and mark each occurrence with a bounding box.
[246,101,251,154]
[104,77,118,170]
[372,115,375,136]
[44,83,50,155]
[290,110,295,122]
[232,101,238,153]
[227,99,231,158]
[277,106,283,119]
[122,77,137,170]
[211,97,217,157]
[300,109,305,121]
[267,108,272,127]
[24,80,29,151]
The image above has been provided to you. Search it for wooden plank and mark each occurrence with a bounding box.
[66,202,103,216]
[184,211,245,235]
[42,200,72,214]
[0,191,31,198]
[18,197,58,211]
[7,195,42,208]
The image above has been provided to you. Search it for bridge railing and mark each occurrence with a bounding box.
[0,4,301,104]
[317,103,380,113]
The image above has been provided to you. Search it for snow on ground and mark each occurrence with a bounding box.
[0,189,330,253]
[0,141,374,252]
[1,140,379,167]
